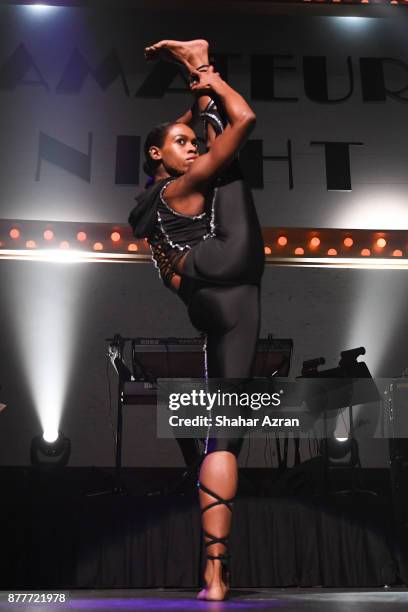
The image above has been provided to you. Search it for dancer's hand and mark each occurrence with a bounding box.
[189,66,223,94]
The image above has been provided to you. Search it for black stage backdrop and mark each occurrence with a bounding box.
[0,468,404,589]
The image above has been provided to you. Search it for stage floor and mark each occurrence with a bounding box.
[1,589,408,611]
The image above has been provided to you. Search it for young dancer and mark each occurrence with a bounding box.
[129,40,264,600]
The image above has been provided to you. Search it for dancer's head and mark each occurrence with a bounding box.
[143,122,199,182]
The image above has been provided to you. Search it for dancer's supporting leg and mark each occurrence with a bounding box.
[197,451,237,601]
[189,284,260,600]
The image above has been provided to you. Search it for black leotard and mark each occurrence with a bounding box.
[129,101,265,457]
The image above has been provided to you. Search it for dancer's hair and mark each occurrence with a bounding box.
[143,122,177,179]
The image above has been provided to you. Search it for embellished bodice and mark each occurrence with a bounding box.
[155,179,212,250]
[149,179,215,289]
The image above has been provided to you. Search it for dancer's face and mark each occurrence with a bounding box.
[149,124,199,176]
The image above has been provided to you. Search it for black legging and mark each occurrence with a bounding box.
[181,279,261,456]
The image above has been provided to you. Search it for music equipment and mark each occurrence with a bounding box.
[129,335,293,383]
[107,334,293,491]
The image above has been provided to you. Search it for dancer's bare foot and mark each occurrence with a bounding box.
[144,39,209,73]
[196,560,229,601]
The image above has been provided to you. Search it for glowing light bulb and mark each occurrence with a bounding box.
[76,231,87,242]
[43,230,54,241]
[277,236,288,246]
[10,228,20,239]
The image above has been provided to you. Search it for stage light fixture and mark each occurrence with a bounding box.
[328,248,337,256]
[393,249,403,257]
[10,228,20,240]
[26,240,36,249]
[93,242,103,251]
[339,346,366,367]
[30,431,71,468]
[264,246,272,255]
[310,237,320,248]
[128,243,138,252]
[295,247,304,255]
[322,437,359,466]
[59,241,70,249]
[111,231,121,242]
[344,237,353,247]
[43,230,54,241]
[278,236,288,246]
[76,231,87,242]
[376,238,387,248]
[303,346,379,494]
[361,248,371,256]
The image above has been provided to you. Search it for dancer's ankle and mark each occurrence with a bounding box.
[189,56,209,71]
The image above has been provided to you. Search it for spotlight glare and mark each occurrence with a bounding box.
[336,16,369,24]
[26,4,59,13]
[376,238,387,248]
[43,429,58,444]
[310,237,321,248]
[335,437,349,443]
[7,264,85,458]
[33,249,85,264]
